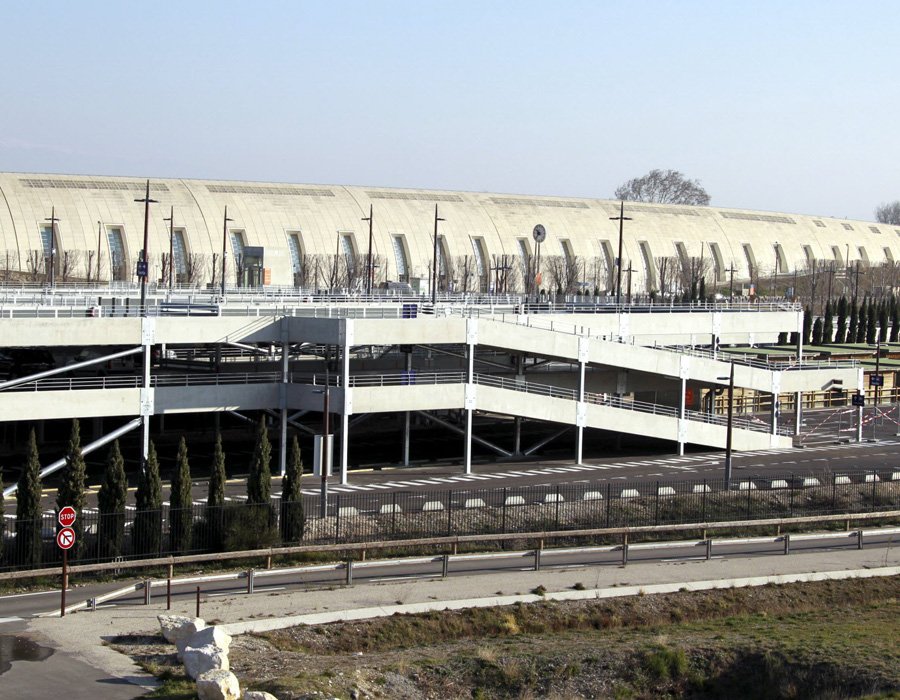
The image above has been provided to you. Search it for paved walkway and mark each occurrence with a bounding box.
[6,545,900,698]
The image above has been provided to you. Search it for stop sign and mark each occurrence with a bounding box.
[58,506,77,528]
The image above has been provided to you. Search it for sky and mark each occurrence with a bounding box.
[1,1,898,221]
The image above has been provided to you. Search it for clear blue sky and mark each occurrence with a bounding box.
[1,1,897,220]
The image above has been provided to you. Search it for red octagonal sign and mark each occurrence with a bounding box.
[58,506,77,528]
[57,527,76,550]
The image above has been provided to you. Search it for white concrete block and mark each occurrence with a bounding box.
[378,504,402,515]
[464,498,487,509]
[834,475,851,485]
[543,493,564,504]
[504,496,526,506]
[891,471,900,481]
[582,491,603,501]
[692,484,711,494]
[620,489,640,499]
[422,501,445,511]
[864,474,881,483]
[801,477,821,487]
[337,507,358,517]
[738,481,757,491]
[657,486,676,496]
[770,479,789,489]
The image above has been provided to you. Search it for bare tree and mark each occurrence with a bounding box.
[208,253,219,290]
[489,254,518,294]
[186,252,206,287]
[26,250,42,282]
[545,254,579,294]
[655,256,678,297]
[614,169,711,206]
[159,252,171,286]
[677,255,711,297]
[59,250,82,282]
[454,255,476,293]
[875,201,900,225]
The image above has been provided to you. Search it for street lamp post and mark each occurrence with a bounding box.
[610,201,632,307]
[725,264,736,302]
[773,242,779,299]
[220,206,233,298]
[362,204,374,296]
[431,204,445,305]
[44,207,60,287]
[718,362,735,488]
[163,206,175,292]
[134,181,157,313]
[95,221,103,284]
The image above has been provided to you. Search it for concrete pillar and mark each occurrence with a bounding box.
[279,338,289,477]
[464,337,474,474]
[678,377,686,456]
[403,349,411,466]
[576,359,585,465]
[770,393,778,436]
[341,324,351,484]
[794,391,802,436]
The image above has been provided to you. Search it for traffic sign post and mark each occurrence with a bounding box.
[57,524,76,616]
[852,393,865,407]
[58,506,76,528]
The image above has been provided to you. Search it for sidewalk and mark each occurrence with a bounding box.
[13,545,900,697]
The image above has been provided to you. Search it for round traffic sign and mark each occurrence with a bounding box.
[58,506,77,528]
[57,527,76,550]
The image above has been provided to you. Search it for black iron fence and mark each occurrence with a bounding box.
[2,468,898,572]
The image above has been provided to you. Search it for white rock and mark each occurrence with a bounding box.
[158,614,207,646]
[196,669,241,700]
[183,643,229,680]
[177,625,233,660]
[244,692,279,700]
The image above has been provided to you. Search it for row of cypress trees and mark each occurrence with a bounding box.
[4,415,306,568]
[788,295,900,347]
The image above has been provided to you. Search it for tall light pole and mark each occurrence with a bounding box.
[95,221,103,285]
[163,206,175,291]
[725,263,736,301]
[319,346,331,518]
[718,362,735,488]
[362,204,374,296]
[44,207,60,288]
[773,241,779,299]
[220,206,233,298]
[431,204,445,305]
[610,201,632,307]
[134,181,157,312]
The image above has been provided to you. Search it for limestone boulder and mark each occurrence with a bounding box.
[196,669,241,700]
[158,614,207,646]
[177,625,233,660]
[183,643,229,680]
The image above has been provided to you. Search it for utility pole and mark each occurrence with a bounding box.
[44,207,60,287]
[609,201,631,307]
[95,221,103,284]
[163,206,175,291]
[725,263,736,301]
[625,261,635,305]
[431,204,445,305]
[362,204,374,296]
[220,206,233,298]
[134,181,157,312]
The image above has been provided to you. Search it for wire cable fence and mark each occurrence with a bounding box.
[2,468,897,572]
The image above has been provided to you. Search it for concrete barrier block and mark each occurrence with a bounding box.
[504,496,526,506]
[422,501,445,512]
[692,484,711,494]
[620,489,640,498]
[464,498,487,509]
[834,475,852,485]
[864,474,881,483]
[378,504,401,515]
[657,486,676,496]
[543,493,564,504]
[337,507,358,517]
[582,491,603,501]
[770,480,789,489]
[738,481,757,491]
[891,471,900,481]
[801,477,821,487]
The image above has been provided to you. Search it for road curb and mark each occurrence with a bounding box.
[220,565,900,636]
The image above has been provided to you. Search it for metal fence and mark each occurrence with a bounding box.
[2,468,897,572]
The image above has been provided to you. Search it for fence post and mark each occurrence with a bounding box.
[858,529,864,550]
[606,482,611,528]
[621,533,629,565]
[143,579,152,605]
[747,479,752,519]
[345,559,353,585]
[654,481,660,525]
[442,553,450,577]
[701,480,707,522]
[832,476,837,513]
[872,471,877,511]
[555,485,561,529]
[335,495,342,544]
[783,533,790,555]
[501,488,507,534]
[534,543,542,571]
[195,586,201,618]
[246,568,255,595]
[447,490,454,536]
[706,538,712,560]
[789,475,795,517]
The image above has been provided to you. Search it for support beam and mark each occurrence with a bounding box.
[415,411,512,457]
[523,426,572,456]
[0,346,143,391]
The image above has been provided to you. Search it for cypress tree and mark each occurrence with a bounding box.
[133,441,162,556]
[856,298,868,343]
[698,277,707,302]
[57,419,87,558]
[867,300,878,344]
[891,297,900,343]
[97,440,127,560]
[812,317,823,346]
[822,300,834,344]
[16,429,42,567]
[280,436,305,543]
[847,300,858,344]
[777,331,788,346]
[169,437,193,555]
[247,416,271,505]
[0,466,5,563]
[836,296,848,343]
[207,432,226,551]
[879,301,889,343]
[802,306,812,346]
